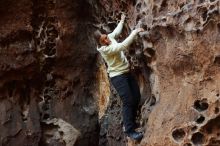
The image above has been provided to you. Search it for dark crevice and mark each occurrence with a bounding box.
[214,55,220,65]
[183,143,192,146]
[159,0,168,12]
[202,116,220,134]
[147,48,156,57]
[191,126,198,132]
[191,132,205,145]
[0,30,32,47]
[172,128,185,142]
[193,99,209,112]
[199,0,205,3]
[7,80,16,97]
[202,10,208,21]
[196,115,205,124]
[215,107,219,114]
[217,23,220,33]
[210,5,215,10]
[136,2,142,12]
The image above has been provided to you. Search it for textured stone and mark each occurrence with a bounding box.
[97,0,220,146]
[96,63,110,118]
[1,0,220,146]
[0,0,100,146]
[40,118,80,146]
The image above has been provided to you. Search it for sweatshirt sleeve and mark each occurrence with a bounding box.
[103,30,138,54]
[108,19,124,39]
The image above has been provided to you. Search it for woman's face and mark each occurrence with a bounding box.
[100,34,111,45]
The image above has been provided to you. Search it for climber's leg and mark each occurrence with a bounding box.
[127,73,141,126]
[110,73,136,133]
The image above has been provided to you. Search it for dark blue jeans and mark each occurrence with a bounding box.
[110,72,141,133]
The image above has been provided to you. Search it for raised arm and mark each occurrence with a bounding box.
[103,28,144,54]
[108,13,126,38]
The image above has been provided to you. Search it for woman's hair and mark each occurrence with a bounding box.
[94,30,102,44]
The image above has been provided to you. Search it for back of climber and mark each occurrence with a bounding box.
[96,13,144,141]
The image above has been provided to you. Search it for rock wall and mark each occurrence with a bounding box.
[0,0,220,146]
[0,0,100,146]
[97,0,220,146]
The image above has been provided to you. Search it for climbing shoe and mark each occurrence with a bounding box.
[126,131,143,141]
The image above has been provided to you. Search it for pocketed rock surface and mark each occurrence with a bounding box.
[0,0,220,146]
[98,0,220,146]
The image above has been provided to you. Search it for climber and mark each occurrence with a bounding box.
[95,13,144,141]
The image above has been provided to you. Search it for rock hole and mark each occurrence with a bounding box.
[7,81,16,97]
[59,131,64,136]
[136,2,142,12]
[136,14,142,22]
[132,0,136,6]
[44,47,56,56]
[44,95,52,102]
[191,132,205,145]
[210,0,216,2]
[191,126,198,132]
[35,39,41,46]
[199,0,205,4]
[214,55,220,65]
[21,112,28,122]
[147,48,155,57]
[159,0,168,12]
[161,0,167,7]
[162,18,167,22]
[108,22,117,31]
[172,128,185,142]
[217,23,220,33]
[217,93,219,97]
[215,107,219,114]
[196,115,205,124]
[179,3,185,9]
[217,133,220,137]
[44,88,50,95]
[150,95,156,106]
[183,143,192,146]
[202,10,208,21]
[42,113,50,120]
[141,24,148,30]
[195,22,201,29]
[193,99,209,112]
[210,5,215,10]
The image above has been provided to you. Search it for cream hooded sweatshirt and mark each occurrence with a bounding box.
[97,20,139,78]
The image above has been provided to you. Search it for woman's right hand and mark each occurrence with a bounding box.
[135,28,144,33]
[121,13,126,22]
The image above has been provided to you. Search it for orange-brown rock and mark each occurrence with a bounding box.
[98,0,220,146]
[0,0,220,146]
